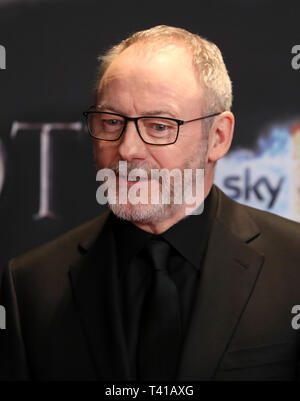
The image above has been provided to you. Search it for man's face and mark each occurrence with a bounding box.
[93,43,210,223]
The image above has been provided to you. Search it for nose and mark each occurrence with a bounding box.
[117,120,148,161]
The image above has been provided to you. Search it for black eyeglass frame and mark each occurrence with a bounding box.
[82,106,222,146]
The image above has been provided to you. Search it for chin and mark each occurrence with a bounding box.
[108,202,179,224]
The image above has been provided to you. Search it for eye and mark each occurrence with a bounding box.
[104,118,123,126]
[152,123,169,131]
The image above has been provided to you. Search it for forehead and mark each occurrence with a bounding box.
[97,43,203,111]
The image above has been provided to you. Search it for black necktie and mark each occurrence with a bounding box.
[138,237,182,380]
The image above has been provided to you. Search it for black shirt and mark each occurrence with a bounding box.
[110,186,217,379]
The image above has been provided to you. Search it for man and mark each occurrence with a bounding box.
[1,25,300,381]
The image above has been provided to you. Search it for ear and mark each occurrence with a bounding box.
[207,111,235,163]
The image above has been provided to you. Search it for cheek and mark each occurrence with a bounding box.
[93,142,118,168]
[159,141,203,170]
[150,147,185,170]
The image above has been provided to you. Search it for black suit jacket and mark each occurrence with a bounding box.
[1,184,300,381]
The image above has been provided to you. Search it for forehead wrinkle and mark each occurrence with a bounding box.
[96,102,179,119]
[98,77,184,118]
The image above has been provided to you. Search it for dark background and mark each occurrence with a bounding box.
[0,0,299,272]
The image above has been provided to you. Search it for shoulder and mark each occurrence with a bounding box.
[1,211,111,309]
[7,211,110,279]
[243,203,300,238]
[214,184,300,248]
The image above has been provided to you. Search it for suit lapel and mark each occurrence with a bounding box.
[69,211,131,380]
[177,186,265,380]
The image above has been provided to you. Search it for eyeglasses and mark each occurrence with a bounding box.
[82,107,222,145]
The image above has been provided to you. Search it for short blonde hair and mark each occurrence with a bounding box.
[95,25,233,113]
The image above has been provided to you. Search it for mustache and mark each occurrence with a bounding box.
[107,160,160,177]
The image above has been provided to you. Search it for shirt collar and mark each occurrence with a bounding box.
[160,186,216,269]
[110,185,217,275]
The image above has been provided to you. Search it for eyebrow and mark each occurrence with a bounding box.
[96,103,178,119]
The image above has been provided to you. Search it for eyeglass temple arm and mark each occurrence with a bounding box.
[182,112,222,124]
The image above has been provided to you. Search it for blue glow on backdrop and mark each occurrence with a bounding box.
[215,121,300,222]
